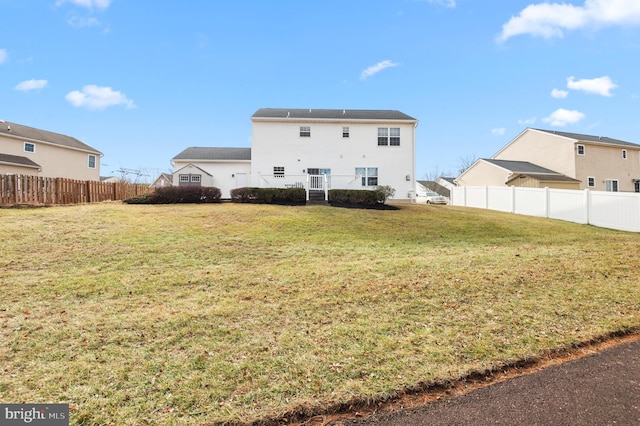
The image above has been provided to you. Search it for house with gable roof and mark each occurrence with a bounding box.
[456,128,640,192]
[170,108,419,201]
[0,119,101,181]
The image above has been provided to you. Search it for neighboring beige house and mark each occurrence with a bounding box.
[0,119,101,180]
[171,147,252,198]
[457,128,640,192]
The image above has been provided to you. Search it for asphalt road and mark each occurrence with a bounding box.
[341,337,640,426]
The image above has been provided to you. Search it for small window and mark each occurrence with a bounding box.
[390,128,400,146]
[577,145,585,155]
[179,175,190,183]
[300,126,311,137]
[622,149,627,159]
[377,128,388,146]
[342,127,349,138]
[587,177,595,187]
[605,179,619,192]
[274,166,285,178]
[24,142,35,153]
[88,154,96,169]
[191,175,201,183]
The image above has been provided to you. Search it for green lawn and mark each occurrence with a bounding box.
[1,203,639,425]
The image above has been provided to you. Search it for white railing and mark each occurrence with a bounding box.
[451,186,640,233]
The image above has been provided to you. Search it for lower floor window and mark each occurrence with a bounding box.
[356,167,378,186]
[274,166,285,178]
[605,179,619,192]
[587,177,595,187]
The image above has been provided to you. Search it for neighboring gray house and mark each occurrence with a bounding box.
[171,147,252,198]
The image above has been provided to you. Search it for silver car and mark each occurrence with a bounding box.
[425,191,448,204]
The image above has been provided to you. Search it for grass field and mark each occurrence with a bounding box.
[1,202,639,425]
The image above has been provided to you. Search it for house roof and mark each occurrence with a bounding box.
[417,180,450,197]
[506,173,580,183]
[173,164,213,176]
[251,108,417,121]
[172,147,251,161]
[0,153,42,169]
[533,129,640,148]
[0,120,101,154]
[482,159,563,174]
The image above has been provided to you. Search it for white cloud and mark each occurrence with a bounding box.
[518,117,537,126]
[551,88,569,99]
[567,76,617,96]
[67,16,101,28]
[65,85,136,110]
[543,108,586,126]
[491,128,506,136]
[15,79,48,92]
[0,49,7,64]
[55,0,111,11]
[497,0,640,42]
[360,60,399,80]
[426,0,456,7]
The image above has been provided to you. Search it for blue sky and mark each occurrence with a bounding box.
[2,0,640,181]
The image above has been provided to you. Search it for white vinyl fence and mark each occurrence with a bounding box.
[451,186,640,233]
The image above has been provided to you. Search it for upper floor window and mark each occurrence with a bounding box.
[576,144,585,155]
[622,149,627,159]
[378,127,400,146]
[274,166,285,178]
[88,155,96,169]
[587,177,595,187]
[342,127,349,138]
[24,142,35,153]
[300,126,311,137]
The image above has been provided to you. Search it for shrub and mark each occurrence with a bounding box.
[374,185,396,204]
[230,187,306,205]
[123,186,221,204]
[328,189,379,205]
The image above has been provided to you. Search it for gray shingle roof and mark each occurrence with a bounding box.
[534,129,640,148]
[172,147,251,161]
[252,108,417,121]
[0,153,41,169]
[0,120,101,153]
[483,159,562,174]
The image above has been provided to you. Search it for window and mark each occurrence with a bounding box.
[605,179,619,192]
[191,175,201,183]
[274,166,285,178]
[378,127,400,146]
[377,128,388,146]
[300,126,311,137]
[24,142,35,153]
[179,175,190,183]
[587,177,595,187]
[356,167,378,186]
[88,155,96,169]
[622,149,627,159]
[342,127,349,138]
[390,128,400,146]
[577,145,585,155]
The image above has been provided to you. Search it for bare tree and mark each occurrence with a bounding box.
[423,166,453,181]
[457,155,478,175]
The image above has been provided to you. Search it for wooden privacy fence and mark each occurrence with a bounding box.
[0,174,152,206]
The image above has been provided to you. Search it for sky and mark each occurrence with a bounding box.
[2,0,640,182]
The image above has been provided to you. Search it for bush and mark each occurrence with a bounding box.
[374,185,396,204]
[328,189,379,205]
[230,187,306,205]
[123,186,221,204]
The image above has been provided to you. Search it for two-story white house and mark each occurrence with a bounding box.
[250,108,418,201]
[0,119,101,181]
[171,108,419,202]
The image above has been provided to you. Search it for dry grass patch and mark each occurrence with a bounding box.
[1,203,639,424]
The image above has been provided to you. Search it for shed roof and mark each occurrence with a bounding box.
[252,108,417,121]
[0,153,42,169]
[533,129,640,148]
[172,147,251,161]
[0,120,101,153]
